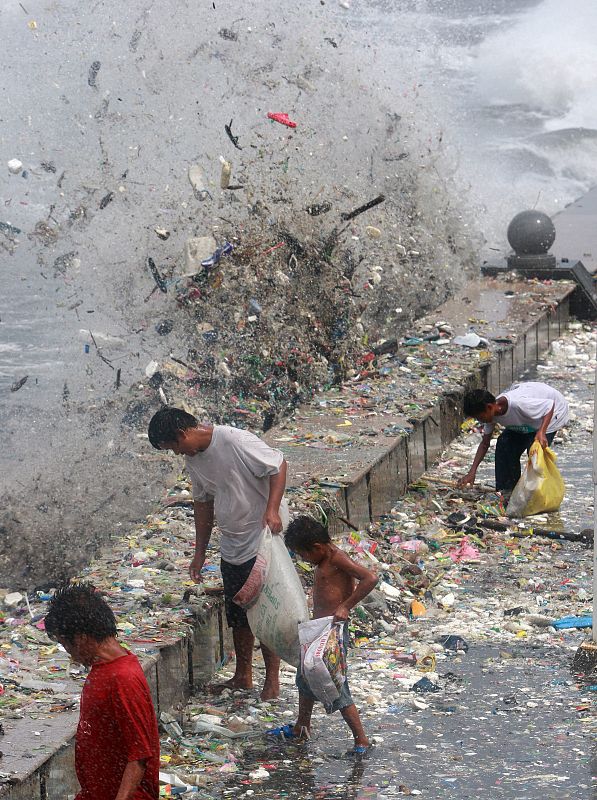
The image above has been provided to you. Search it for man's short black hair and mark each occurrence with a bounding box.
[147,406,198,449]
[44,582,117,643]
[285,515,331,552]
[463,388,496,418]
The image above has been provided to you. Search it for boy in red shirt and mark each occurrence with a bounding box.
[44,583,160,800]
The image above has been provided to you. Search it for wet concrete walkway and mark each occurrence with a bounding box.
[221,640,592,800]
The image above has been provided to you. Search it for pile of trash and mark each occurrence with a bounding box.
[151,324,597,794]
[142,221,363,431]
[130,179,479,433]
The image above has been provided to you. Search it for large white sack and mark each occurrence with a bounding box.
[233,501,290,609]
[244,527,308,667]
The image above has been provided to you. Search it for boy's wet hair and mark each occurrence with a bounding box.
[463,388,496,418]
[285,515,331,551]
[44,582,117,643]
[147,406,198,449]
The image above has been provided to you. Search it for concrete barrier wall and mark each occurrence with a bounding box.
[1,298,570,799]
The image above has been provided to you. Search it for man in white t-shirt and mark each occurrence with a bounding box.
[148,407,288,700]
[458,382,569,493]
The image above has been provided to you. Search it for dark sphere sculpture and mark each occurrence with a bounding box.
[507,211,556,255]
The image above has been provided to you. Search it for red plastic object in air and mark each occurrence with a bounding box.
[267,112,297,128]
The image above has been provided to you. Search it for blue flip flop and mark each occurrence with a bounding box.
[353,743,374,755]
[267,723,298,739]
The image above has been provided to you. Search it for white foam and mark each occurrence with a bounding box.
[474,0,597,130]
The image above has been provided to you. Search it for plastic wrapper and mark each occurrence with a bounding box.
[299,617,347,706]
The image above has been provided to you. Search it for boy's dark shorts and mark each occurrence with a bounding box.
[296,626,354,714]
[221,557,256,628]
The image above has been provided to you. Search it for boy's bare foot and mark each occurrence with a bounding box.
[354,737,370,748]
[260,681,280,701]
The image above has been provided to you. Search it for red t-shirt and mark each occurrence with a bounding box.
[75,652,159,800]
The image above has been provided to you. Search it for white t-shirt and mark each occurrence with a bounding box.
[185,425,287,565]
[483,382,569,436]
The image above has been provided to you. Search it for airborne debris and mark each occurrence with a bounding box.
[0,221,22,235]
[99,191,114,210]
[129,30,142,51]
[147,257,168,293]
[340,194,385,221]
[219,156,232,189]
[452,332,489,348]
[224,119,242,150]
[156,320,174,336]
[201,241,234,269]
[188,164,210,200]
[306,202,332,216]
[267,112,297,128]
[88,60,101,87]
[10,376,28,393]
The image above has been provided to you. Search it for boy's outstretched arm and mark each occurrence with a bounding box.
[458,432,491,487]
[330,550,378,622]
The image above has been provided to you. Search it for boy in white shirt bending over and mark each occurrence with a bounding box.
[458,382,568,494]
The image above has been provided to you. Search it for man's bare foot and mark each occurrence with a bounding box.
[260,682,280,701]
[208,677,253,694]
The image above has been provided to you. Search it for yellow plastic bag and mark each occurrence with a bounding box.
[506,441,565,517]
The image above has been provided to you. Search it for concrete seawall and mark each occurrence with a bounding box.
[0,278,574,799]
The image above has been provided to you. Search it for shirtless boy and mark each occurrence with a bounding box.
[284,516,378,752]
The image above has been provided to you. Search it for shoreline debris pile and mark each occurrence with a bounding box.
[146,222,363,431]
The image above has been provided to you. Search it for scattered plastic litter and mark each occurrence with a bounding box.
[452,332,489,348]
[552,616,592,630]
[411,677,440,694]
[437,635,469,652]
